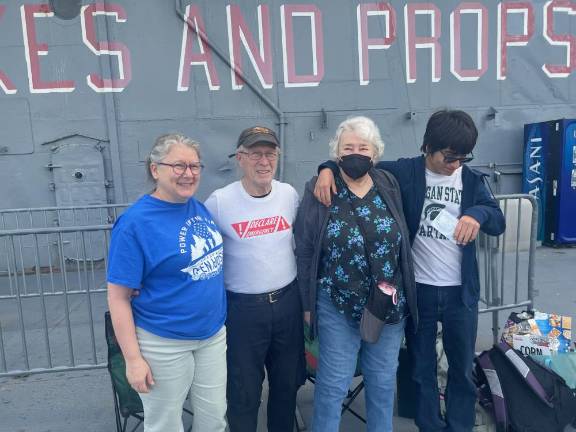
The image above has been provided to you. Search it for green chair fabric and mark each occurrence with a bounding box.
[105,311,144,418]
[104,311,194,432]
[303,321,362,377]
[105,311,144,432]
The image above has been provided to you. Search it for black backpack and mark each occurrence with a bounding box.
[475,342,576,432]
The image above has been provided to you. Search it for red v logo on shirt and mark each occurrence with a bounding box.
[231,221,249,238]
[231,216,291,239]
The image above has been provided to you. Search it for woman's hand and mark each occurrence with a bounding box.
[126,355,155,393]
[313,168,337,207]
[108,283,153,393]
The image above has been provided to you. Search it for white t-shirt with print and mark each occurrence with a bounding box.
[204,180,298,294]
[412,167,463,286]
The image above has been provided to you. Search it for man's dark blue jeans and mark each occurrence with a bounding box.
[406,283,478,432]
[225,280,305,432]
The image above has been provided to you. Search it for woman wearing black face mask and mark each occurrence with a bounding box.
[294,116,416,432]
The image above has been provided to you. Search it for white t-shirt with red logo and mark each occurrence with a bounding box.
[204,180,298,294]
[412,167,463,286]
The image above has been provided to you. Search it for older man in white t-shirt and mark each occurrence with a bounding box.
[205,126,304,432]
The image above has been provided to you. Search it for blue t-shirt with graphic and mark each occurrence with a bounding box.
[107,194,226,340]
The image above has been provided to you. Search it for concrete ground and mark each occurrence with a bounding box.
[1,246,575,432]
[0,369,416,432]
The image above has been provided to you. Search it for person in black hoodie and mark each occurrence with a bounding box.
[313,110,506,432]
[294,116,416,432]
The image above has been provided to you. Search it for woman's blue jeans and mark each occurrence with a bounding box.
[312,290,405,432]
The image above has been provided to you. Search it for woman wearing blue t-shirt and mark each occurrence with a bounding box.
[107,134,227,432]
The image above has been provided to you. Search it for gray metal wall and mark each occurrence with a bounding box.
[0,0,574,208]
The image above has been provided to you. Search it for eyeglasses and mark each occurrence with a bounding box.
[156,162,204,175]
[237,151,279,161]
[440,150,474,164]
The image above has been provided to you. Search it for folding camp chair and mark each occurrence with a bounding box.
[104,312,194,432]
[295,322,366,431]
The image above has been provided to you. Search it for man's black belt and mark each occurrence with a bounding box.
[226,280,295,304]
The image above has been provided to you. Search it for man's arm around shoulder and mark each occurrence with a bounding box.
[375,157,419,183]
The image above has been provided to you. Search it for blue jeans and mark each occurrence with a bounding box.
[313,290,405,432]
[406,283,478,432]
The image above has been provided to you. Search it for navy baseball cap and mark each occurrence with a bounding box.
[229,126,279,157]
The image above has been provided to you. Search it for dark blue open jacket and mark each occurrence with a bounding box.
[322,156,506,308]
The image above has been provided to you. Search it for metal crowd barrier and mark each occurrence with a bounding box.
[0,204,129,230]
[0,204,128,279]
[477,194,537,343]
[0,204,129,378]
[0,196,536,377]
[0,225,113,377]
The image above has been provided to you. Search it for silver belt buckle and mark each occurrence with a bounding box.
[268,291,278,303]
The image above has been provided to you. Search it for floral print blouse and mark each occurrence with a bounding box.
[318,178,407,323]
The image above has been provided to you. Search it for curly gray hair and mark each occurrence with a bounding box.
[328,116,385,159]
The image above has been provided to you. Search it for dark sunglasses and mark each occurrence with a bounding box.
[440,150,474,164]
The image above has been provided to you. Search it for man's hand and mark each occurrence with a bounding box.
[454,215,480,245]
[313,168,337,207]
[304,311,311,325]
[126,356,155,393]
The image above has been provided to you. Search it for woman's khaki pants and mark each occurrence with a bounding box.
[136,326,227,432]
